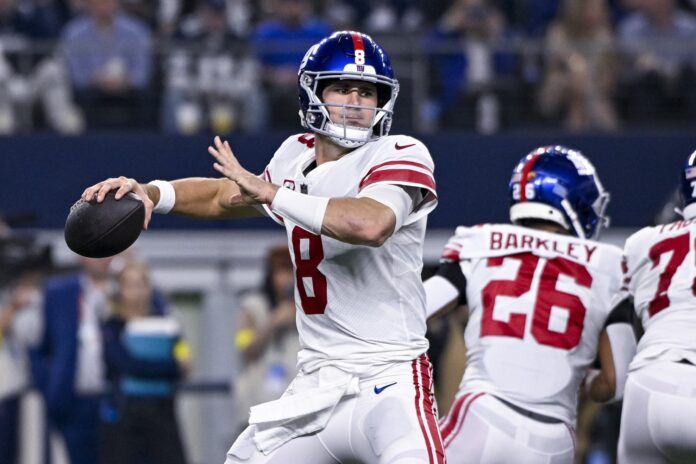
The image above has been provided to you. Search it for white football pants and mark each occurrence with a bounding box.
[225,354,445,464]
[618,360,696,464]
[440,393,575,464]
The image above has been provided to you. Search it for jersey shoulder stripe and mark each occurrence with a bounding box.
[359,135,438,213]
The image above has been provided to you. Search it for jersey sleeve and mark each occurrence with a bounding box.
[621,226,653,298]
[438,226,476,282]
[256,134,308,225]
[440,229,465,263]
[438,225,487,262]
[358,136,437,225]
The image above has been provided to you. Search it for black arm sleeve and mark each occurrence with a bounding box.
[591,298,636,369]
[605,297,635,328]
[435,261,468,305]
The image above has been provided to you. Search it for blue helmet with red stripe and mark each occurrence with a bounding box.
[298,31,399,148]
[679,150,696,220]
[509,146,610,239]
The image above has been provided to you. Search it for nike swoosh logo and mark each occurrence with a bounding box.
[395,142,416,150]
[374,382,397,394]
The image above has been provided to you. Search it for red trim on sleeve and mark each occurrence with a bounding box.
[359,169,437,192]
[441,248,461,262]
[362,160,433,181]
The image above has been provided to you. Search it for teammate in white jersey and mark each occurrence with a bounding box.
[82,31,445,464]
[617,151,696,463]
[423,146,637,464]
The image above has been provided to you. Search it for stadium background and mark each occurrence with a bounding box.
[1,0,695,463]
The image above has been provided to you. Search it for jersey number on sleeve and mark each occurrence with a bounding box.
[648,232,691,317]
[291,227,328,315]
[481,253,592,350]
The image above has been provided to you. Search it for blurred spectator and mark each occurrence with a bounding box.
[538,0,619,132]
[224,0,254,37]
[233,246,299,433]
[100,261,188,464]
[363,0,425,32]
[617,0,696,122]
[162,0,263,134]
[0,227,46,464]
[119,0,191,36]
[0,0,84,133]
[251,0,330,129]
[425,0,516,132]
[33,257,112,464]
[0,279,41,464]
[60,0,154,129]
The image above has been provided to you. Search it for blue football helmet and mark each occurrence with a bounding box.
[679,150,696,219]
[509,146,610,240]
[298,31,399,148]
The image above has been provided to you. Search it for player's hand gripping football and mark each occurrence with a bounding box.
[81,177,154,230]
[208,136,278,205]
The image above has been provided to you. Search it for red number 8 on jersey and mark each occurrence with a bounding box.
[291,227,328,315]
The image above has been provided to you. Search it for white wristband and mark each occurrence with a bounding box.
[270,187,329,234]
[148,180,176,214]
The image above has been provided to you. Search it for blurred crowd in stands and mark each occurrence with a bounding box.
[0,0,694,134]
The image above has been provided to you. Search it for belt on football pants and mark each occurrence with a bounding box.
[493,396,564,424]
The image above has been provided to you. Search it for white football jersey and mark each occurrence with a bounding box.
[260,133,438,375]
[623,219,696,371]
[441,224,623,424]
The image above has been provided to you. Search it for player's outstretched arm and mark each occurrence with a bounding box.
[82,174,261,229]
[154,177,263,220]
[81,137,274,228]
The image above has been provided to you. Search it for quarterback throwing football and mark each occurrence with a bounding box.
[83,32,444,464]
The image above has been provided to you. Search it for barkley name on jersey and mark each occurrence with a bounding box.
[441,223,623,423]
[259,133,438,375]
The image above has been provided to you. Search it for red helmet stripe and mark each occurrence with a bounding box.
[351,32,364,52]
[519,153,541,202]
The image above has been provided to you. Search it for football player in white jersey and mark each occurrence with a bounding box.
[617,151,696,464]
[82,31,445,464]
[422,146,637,464]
